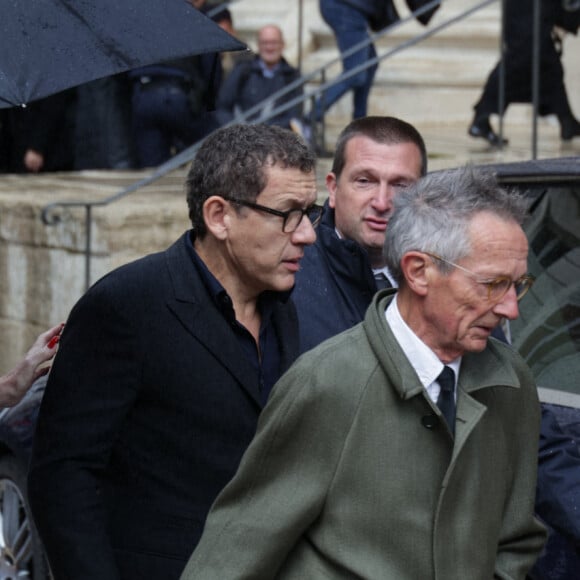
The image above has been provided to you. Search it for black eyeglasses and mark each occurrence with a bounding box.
[424,252,534,302]
[222,197,323,233]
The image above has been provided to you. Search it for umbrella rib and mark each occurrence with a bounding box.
[60,0,136,68]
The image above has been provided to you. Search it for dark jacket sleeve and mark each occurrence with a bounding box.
[535,405,580,546]
[27,273,142,580]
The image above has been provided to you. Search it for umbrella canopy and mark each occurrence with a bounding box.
[0,0,246,109]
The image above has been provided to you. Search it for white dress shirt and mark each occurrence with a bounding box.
[385,296,461,403]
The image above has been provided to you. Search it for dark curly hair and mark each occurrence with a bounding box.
[186,124,316,238]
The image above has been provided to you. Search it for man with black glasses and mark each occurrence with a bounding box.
[28,124,322,580]
[179,166,546,579]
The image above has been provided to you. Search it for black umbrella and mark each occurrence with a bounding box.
[1,0,245,109]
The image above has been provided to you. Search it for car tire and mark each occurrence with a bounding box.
[0,455,49,579]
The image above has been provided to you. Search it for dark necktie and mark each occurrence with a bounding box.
[374,272,391,290]
[436,366,456,435]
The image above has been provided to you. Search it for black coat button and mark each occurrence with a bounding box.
[422,414,438,429]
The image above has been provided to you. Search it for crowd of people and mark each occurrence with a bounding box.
[0,117,571,580]
[180,127,547,580]
[0,16,306,173]
[2,2,580,577]
[0,1,235,172]
[469,0,580,145]
[1,0,578,175]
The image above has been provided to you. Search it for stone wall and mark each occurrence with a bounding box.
[0,170,190,372]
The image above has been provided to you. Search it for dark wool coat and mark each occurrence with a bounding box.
[27,232,299,580]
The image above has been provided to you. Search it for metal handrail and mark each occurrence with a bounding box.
[252,0,499,133]
[43,0,536,292]
[226,0,444,128]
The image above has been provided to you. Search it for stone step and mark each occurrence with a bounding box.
[226,0,580,144]
[305,44,499,88]
[308,2,502,52]
[229,0,506,130]
[231,0,503,60]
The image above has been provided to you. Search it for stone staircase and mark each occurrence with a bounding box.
[227,0,580,167]
[305,1,503,123]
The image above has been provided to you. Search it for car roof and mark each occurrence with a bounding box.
[476,156,580,185]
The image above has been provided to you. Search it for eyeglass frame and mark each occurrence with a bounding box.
[221,196,323,233]
[423,251,534,302]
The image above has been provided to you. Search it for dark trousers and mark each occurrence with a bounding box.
[75,76,135,170]
[473,57,571,121]
[131,79,211,168]
[314,0,378,121]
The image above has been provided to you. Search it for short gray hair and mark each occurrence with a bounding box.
[384,166,529,285]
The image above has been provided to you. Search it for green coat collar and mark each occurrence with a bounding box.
[364,291,522,402]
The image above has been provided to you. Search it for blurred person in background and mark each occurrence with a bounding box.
[1,90,75,173]
[215,24,303,130]
[129,0,237,167]
[469,0,580,145]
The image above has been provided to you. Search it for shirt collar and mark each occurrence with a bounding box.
[334,227,396,286]
[372,265,396,288]
[186,230,290,322]
[386,296,461,398]
[259,59,280,79]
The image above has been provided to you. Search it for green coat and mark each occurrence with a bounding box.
[181,293,546,580]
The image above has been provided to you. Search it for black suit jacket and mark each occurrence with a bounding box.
[27,232,299,580]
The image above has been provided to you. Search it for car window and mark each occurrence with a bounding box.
[510,184,580,409]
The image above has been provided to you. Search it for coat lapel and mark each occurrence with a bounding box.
[271,299,299,374]
[163,234,264,408]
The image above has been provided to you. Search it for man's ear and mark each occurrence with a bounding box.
[400,251,430,297]
[326,172,338,209]
[202,196,231,240]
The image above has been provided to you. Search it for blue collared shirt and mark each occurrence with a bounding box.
[258,59,281,79]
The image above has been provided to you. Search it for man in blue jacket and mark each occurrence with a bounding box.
[529,406,580,579]
[216,25,302,129]
[292,115,427,353]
